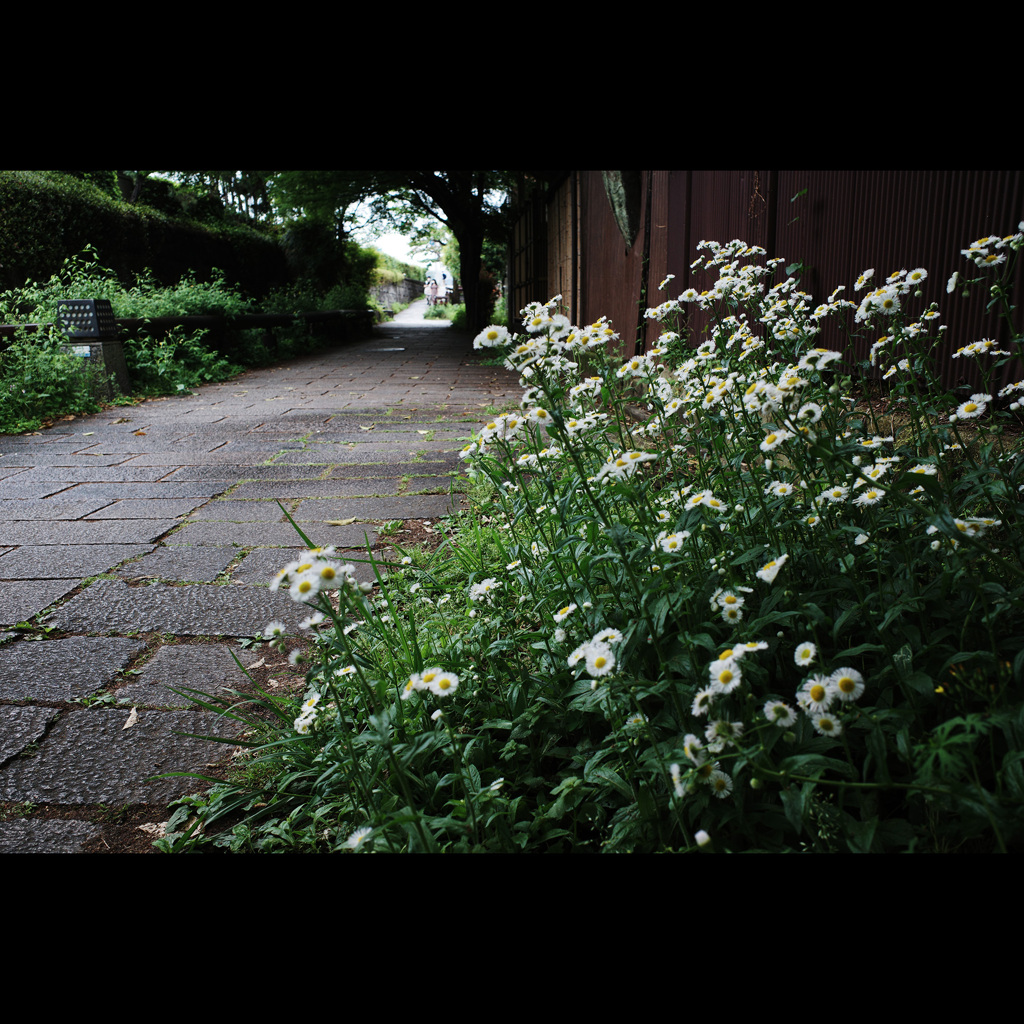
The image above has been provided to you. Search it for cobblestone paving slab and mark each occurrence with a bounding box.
[120,451,289,466]
[0,479,74,499]
[168,521,330,547]
[293,495,462,519]
[325,461,460,479]
[403,476,463,493]
[45,579,308,636]
[170,520,379,548]
[284,478,404,497]
[12,466,175,482]
[0,452,131,467]
[185,500,293,521]
[0,819,104,854]
[0,636,146,702]
[227,479,409,499]
[230,547,378,587]
[0,580,81,626]
[58,483,226,500]
[0,705,58,761]
[115,643,263,708]
[162,465,326,481]
[83,499,209,519]
[288,446,459,467]
[0,520,179,546]
[115,546,237,582]
[0,708,241,804]
[0,499,114,521]
[0,543,154,581]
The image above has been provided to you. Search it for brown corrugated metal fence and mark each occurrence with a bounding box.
[510,170,1023,395]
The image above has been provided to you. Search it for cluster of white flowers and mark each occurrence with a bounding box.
[469,578,501,604]
[294,693,320,734]
[401,667,460,700]
[271,548,363,606]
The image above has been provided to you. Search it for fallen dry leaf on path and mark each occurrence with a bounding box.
[122,707,139,730]
[327,517,357,526]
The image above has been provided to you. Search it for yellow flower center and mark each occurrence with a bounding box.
[810,684,826,702]
[837,676,855,693]
[594,656,607,669]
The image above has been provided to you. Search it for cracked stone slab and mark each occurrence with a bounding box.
[0,707,242,804]
[44,579,308,636]
[0,544,154,580]
[0,636,146,701]
[0,818,104,854]
[0,580,80,626]
[0,520,179,546]
[115,643,264,708]
[115,545,238,583]
[0,705,59,761]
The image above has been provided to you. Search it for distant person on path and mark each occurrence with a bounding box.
[427,279,438,305]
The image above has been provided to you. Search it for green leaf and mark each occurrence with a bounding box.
[780,784,809,835]
[844,815,878,854]
[584,765,634,801]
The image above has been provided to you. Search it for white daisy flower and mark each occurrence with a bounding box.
[830,667,865,703]
[798,674,835,715]
[553,603,577,623]
[794,642,817,668]
[585,642,615,677]
[812,713,843,738]
[763,700,797,728]
[756,553,789,584]
[956,393,991,419]
[345,826,373,850]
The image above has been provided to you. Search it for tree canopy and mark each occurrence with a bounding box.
[268,171,514,331]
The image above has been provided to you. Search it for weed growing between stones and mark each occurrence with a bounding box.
[163,227,1024,853]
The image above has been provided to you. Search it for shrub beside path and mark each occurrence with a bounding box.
[0,302,519,852]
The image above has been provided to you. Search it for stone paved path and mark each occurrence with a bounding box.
[0,304,519,851]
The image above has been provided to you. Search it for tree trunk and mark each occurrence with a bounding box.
[458,224,486,335]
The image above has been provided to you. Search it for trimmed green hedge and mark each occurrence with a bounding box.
[0,171,287,297]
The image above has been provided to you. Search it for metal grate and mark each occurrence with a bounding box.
[57,299,118,338]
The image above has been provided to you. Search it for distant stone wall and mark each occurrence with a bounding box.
[372,278,427,307]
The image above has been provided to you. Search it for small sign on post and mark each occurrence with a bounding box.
[57,299,132,399]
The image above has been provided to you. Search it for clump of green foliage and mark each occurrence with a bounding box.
[0,325,104,432]
[160,224,1024,855]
